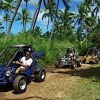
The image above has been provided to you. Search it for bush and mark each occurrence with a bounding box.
[0,33,75,66]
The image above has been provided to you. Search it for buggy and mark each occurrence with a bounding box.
[55,47,82,69]
[82,47,100,64]
[0,45,46,93]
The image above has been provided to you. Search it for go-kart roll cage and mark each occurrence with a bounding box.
[86,47,98,56]
[65,47,75,55]
[0,45,32,68]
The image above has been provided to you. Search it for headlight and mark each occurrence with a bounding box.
[6,71,11,76]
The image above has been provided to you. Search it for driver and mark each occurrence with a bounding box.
[13,51,33,75]
[68,50,75,60]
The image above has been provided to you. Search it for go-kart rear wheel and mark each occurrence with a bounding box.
[34,69,46,82]
[82,58,86,64]
[55,61,60,68]
[71,61,76,69]
[13,75,27,93]
[77,61,82,67]
[95,58,99,63]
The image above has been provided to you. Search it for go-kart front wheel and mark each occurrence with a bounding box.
[13,75,27,93]
[34,69,46,82]
[77,61,82,67]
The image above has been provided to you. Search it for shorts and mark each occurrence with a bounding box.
[20,66,26,71]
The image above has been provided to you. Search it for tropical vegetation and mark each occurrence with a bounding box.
[0,0,100,64]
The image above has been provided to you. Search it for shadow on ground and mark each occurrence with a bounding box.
[46,65,70,72]
[0,79,32,93]
[0,84,13,92]
[53,65,100,82]
[5,96,61,100]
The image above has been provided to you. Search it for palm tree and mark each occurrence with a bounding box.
[30,0,71,32]
[94,0,100,18]
[62,0,71,10]
[3,13,10,32]
[0,0,16,33]
[42,0,56,29]
[41,0,72,40]
[56,0,60,17]
[87,0,100,18]
[72,1,98,48]
[4,0,72,34]
[24,0,29,33]
[52,9,75,39]
[7,0,22,34]
[2,0,14,12]
[42,0,71,30]
[16,9,31,31]
[30,0,42,32]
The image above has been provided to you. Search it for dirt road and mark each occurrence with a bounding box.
[0,64,98,100]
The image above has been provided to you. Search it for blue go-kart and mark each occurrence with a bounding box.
[0,45,46,93]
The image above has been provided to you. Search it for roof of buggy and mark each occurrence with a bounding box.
[8,44,31,48]
[88,47,97,50]
[66,47,75,50]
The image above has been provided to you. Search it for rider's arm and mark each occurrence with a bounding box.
[15,58,33,68]
[15,61,29,68]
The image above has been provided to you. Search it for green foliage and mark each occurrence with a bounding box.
[90,31,100,48]
[0,0,100,64]
[0,33,75,65]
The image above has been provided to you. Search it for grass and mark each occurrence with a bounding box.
[0,33,100,100]
[65,64,100,100]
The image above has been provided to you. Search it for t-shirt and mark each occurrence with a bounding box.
[70,53,73,56]
[20,57,33,66]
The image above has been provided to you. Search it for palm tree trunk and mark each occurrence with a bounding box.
[25,1,28,31]
[30,0,42,32]
[6,20,7,33]
[7,0,22,34]
[26,2,28,10]
[43,0,46,8]
[47,16,50,29]
[62,0,70,10]
[23,19,25,32]
[55,0,59,33]
[56,0,59,16]
[25,20,26,31]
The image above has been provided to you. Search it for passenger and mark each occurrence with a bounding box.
[69,50,75,60]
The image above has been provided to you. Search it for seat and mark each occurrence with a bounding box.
[25,62,35,76]
[25,53,36,76]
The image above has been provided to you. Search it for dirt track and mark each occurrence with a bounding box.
[0,64,96,100]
